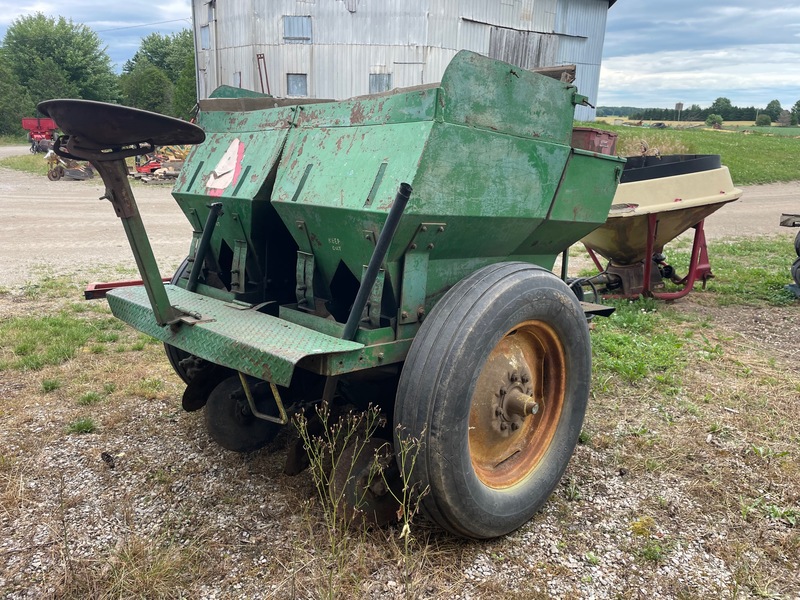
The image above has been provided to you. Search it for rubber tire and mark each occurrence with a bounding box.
[792,257,800,287]
[205,376,279,453]
[794,230,800,258]
[394,262,591,539]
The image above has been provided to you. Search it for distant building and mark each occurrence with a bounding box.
[191,0,615,120]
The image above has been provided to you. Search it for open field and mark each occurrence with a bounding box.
[596,117,800,135]
[583,123,800,186]
[1,146,799,598]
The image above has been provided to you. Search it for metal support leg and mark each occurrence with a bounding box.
[653,220,713,300]
[187,202,223,292]
[641,213,658,297]
[93,158,181,326]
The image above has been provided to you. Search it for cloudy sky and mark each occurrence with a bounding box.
[1,1,799,111]
[0,1,192,69]
[600,1,800,109]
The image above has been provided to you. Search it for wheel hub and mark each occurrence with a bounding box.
[491,369,538,437]
[468,321,566,489]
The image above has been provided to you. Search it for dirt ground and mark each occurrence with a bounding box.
[0,144,797,288]
[0,146,191,288]
[1,148,799,598]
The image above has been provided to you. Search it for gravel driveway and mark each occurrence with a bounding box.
[1,148,798,599]
[1,144,797,287]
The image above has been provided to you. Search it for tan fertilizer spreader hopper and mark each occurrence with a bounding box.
[579,154,742,299]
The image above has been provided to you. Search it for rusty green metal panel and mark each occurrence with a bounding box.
[173,105,297,299]
[293,87,439,127]
[104,51,625,387]
[208,85,272,99]
[106,285,364,387]
[437,50,577,146]
[522,149,625,253]
[272,119,433,293]
[271,50,588,322]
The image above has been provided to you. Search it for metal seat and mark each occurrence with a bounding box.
[37,99,205,161]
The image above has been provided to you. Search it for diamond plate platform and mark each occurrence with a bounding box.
[107,285,364,386]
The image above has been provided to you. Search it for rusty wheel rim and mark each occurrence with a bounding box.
[468,320,566,489]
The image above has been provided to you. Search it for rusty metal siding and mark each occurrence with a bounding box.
[488,28,560,70]
[572,63,601,121]
[457,19,490,54]
[193,0,609,119]
[555,0,610,119]
[457,0,558,31]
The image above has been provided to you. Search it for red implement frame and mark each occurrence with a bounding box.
[85,278,170,300]
[585,217,713,300]
[22,117,57,141]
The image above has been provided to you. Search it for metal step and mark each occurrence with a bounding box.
[106,284,364,386]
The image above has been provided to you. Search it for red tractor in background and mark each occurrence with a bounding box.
[22,117,58,153]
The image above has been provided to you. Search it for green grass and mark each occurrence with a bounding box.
[0,314,93,371]
[583,123,800,185]
[66,417,96,434]
[41,378,62,393]
[665,236,797,306]
[19,274,81,300]
[0,312,128,371]
[0,135,27,145]
[0,153,48,176]
[591,299,685,386]
[727,125,800,137]
[77,391,103,406]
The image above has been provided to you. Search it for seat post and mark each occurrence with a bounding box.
[93,158,181,326]
[35,98,207,327]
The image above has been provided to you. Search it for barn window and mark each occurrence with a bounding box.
[369,73,392,94]
[287,73,308,96]
[200,25,210,50]
[284,16,312,44]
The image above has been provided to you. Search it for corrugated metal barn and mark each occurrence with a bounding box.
[192,0,615,120]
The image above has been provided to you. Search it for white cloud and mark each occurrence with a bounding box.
[600,1,800,107]
[0,1,192,69]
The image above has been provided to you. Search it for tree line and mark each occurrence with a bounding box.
[0,13,196,136]
[599,97,800,126]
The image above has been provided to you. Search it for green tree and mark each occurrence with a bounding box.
[0,52,35,135]
[173,54,198,119]
[705,113,723,127]
[122,29,196,117]
[124,30,194,85]
[764,99,782,121]
[755,113,771,127]
[791,100,800,126]
[710,97,733,120]
[119,63,173,114]
[1,13,118,106]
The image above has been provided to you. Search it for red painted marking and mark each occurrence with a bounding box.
[208,140,246,197]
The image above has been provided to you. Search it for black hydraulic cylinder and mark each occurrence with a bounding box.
[187,202,223,292]
[342,182,413,341]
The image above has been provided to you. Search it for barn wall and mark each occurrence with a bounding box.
[192,0,611,119]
